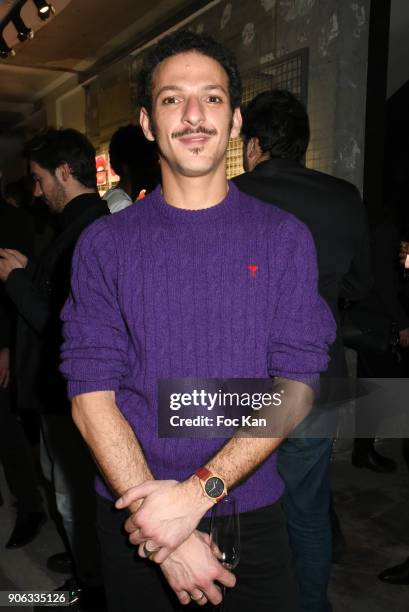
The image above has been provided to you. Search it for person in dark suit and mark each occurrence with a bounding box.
[351,218,409,472]
[234,90,372,612]
[0,198,46,548]
[0,129,108,611]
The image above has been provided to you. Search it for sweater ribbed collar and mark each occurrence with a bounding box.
[150,181,239,223]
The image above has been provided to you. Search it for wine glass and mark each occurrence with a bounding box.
[210,496,240,611]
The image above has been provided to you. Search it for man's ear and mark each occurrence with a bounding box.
[247,137,262,163]
[55,163,71,183]
[243,136,264,172]
[230,107,242,140]
[140,107,155,142]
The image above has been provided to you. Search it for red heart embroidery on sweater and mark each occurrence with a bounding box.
[248,264,258,278]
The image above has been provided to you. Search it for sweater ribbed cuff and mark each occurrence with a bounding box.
[68,379,119,400]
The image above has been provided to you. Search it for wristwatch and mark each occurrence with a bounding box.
[194,466,227,503]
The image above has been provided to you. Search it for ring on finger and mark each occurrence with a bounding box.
[190,591,206,602]
[142,541,160,560]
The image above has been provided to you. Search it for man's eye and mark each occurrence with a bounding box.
[162,96,179,105]
[207,96,222,103]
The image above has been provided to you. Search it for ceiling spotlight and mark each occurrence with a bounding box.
[33,1,55,20]
[0,36,15,59]
[11,10,34,42]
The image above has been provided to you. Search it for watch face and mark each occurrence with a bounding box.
[205,476,225,498]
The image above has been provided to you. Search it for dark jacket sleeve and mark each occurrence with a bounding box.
[340,194,373,301]
[0,293,10,349]
[5,262,50,334]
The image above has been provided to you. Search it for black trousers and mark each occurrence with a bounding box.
[97,495,300,612]
[40,414,102,587]
[0,386,43,514]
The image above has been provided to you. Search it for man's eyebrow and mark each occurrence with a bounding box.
[202,85,228,94]
[155,84,228,97]
[155,85,184,98]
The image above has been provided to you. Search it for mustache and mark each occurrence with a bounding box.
[171,127,217,139]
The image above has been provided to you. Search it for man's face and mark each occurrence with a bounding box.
[140,51,241,179]
[31,161,67,213]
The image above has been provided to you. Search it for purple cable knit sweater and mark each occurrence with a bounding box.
[60,182,335,512]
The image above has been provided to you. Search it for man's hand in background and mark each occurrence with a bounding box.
[0,348,10,388]
[399,241,409,267]
[399,328,409,348]
[0,249,27,282]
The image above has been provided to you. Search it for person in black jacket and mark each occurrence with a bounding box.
[351,219,409,473]
[234,90,372,612]
[0,198,46,549]
[0,129,108,610]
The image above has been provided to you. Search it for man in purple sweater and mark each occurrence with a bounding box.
[60,30,335,612]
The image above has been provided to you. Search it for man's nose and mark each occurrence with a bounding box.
[182,96,205,126]
[34,182,42,197]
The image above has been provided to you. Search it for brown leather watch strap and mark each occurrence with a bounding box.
[195,466,212,481]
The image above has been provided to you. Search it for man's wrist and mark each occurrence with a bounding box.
[182,476,214,516]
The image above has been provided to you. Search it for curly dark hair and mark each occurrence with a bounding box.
[241,90,310,161]
[138,29,242,113]
[24,128,97,189]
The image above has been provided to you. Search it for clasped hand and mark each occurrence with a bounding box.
[161,530,236,607]
[116,480,234,606]
[115,478,211,564]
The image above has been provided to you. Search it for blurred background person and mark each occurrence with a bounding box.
[376,158,409,587]
[4,176,54,257]
[0,189,46,549]
[0,128,108,611]
[234,89,372,612]
[103,123,160,212]
[350,215,409,473]
[4,176,34,210]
